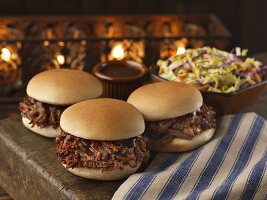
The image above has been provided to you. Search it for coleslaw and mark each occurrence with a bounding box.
[157,47,267,93]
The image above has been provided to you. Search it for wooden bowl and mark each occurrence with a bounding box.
[150,65,267,115]
[93,60,148,100]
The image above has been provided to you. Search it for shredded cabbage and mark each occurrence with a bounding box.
[157,47,267,93]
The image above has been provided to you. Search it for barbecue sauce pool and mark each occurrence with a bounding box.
[100,63,142,77]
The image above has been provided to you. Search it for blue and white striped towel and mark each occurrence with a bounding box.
[113,113,267,200]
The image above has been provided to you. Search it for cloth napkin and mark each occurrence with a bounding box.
[113,113,267,200]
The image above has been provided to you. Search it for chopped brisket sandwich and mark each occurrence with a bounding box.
[127,82,216,152]
[56,98,149,180]
[19,69,102,138]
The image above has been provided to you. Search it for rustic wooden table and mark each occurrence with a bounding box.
[0,104,17,200]
[0,189,12,200]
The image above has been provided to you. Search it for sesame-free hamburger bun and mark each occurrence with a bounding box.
[127,82,216,152]
[127,81,203,121]
[57,98,149,180]
[145,128,215,152]
[64,164,141,181]
[60,98,145,140]
[22,117,60,138]
[27,69,102,105]
[19,69,102,138]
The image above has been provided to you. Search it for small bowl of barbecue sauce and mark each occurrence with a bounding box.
[93,60,148,100]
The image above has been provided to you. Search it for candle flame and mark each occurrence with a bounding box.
[81,40,87,46]
[1,48,12,62]
[58,41,65,47]
[111,43,125,60]
[56,54,65,65]
[176,38,188,55]
[43,41,49,46]
[176,46,186,55]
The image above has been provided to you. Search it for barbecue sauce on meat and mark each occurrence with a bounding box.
[19,96,66,128]
[56,131,150,171]
[145,104,216,143]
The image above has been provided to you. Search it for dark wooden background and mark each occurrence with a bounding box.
[0,0,266,54]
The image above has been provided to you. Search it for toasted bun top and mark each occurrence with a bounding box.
[127,81,203,121]
[27,69,102,105]
[60,98,145,140]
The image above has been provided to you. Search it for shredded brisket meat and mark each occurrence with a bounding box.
[145,104,216,143]
[55,131,150,171]
[19,96,66,128]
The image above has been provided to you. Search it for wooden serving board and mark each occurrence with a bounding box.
[0,115,122,200]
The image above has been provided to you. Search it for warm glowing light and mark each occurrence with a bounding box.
[43,41,49,46]
[1,48,12,62]
[176,46,186,55]
[111,43,125,60]
[56,54,65,65]
[81,40,87,46]
[58,41,65,47]
[175,38,188,55]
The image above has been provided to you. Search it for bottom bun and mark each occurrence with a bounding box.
[22,117,60,138]
[146,128,215,152]
[63,163,141,180]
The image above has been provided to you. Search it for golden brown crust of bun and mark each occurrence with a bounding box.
[60,98,145,140]
[22,117,60,138]
[27,69,102,105]
[63,163,140,180]
[146,128,215,152]
[127,82,203,121]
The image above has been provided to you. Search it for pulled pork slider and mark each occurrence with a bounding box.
[127,82,216,152]
[19,69,102,138]
[56,98,149,180]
